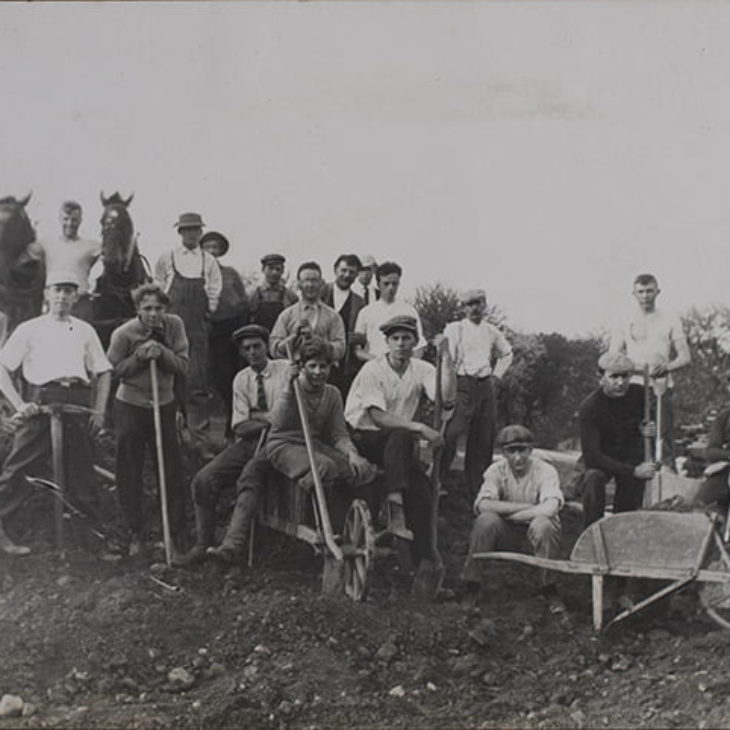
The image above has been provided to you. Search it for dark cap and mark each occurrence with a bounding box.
[380,315,418,337]
[199,231,229,256]
[497,424,535,448]
[174,212,205,230]
[261,253,285,266]
[232,324,270,345]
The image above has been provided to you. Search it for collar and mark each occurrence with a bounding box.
[178,246,201,256]
[252,361,272,378]
[300,300,321,310]
[261,281,284,292]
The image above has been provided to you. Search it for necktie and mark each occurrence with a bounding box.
[256,372,267,412]
[363,288,370,305]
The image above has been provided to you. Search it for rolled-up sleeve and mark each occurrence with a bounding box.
[204,253,223,313]
[473,463,502,513]
[536,461,564,507]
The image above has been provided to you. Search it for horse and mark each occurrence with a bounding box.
[93,192,150,348]
[0,194,45,336]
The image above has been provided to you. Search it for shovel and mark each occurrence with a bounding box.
[150,359,173,568]
[412,346,446,600]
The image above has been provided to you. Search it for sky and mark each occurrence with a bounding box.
[2,1,730,337]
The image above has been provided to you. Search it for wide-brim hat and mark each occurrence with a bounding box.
[199,231,229,256]
[174,212,205,230]
[498,424,535,448]
[380,315,418,338]
[232,324,270,344]
[46,270,81,289]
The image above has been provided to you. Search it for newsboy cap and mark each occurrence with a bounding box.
[597,352,635,375]
[199,231,230,256]
[261,253,286,266]
[232,324,270,344]
[360,254,377,269]
[380,315,418,337]
[46,270,81,289]
[497,424,535,448]
[460,288,487,304]
[174,212,205,229]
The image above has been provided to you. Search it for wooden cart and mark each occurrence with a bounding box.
[473,510,730,631]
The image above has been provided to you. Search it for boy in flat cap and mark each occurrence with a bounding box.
[345,315,455,562]
[577,352,658,528]
[248,254,298,334]
[154,213,222,447]
[442,288,513,496]
[460,425,565,612]
[180,324,290,564]
[351,254,379,305]
[0,271,112,555]
[200,231,249,438]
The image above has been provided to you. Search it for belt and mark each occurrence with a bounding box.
[458,373,492,381]
[42,377,87,389]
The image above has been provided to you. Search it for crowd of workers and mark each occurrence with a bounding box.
[2,200,727,617]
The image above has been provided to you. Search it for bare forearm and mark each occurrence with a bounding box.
[368,407,422,435]
[476,499,533,516]
[93,372,112,414]
[0,365,24,410]
[509,499,560,523]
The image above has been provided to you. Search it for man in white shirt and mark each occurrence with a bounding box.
[354,261,426,362]
[608,273,690,466]
[460,425,565,612]
[346,315,455,564]
[179,324,289,565]
[442,289,514,496]
[0,271,112,555]
[37,201,102,321]
[351,254,379,305]
[154,212,222,443]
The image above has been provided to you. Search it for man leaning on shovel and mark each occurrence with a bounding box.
[0,271,112,555]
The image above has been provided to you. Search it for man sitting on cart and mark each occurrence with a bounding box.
[460,425,565,612]
[345,315,455,565]
[0,271,112,555]
[207,336,375,565]
[179,324,290,565]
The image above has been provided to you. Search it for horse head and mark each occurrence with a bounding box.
[0,193,34,261]
[100,191,135,273]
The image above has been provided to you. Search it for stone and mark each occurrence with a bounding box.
[21,702,36,717]
[388,685,406,698]
[375,640,399,663]
[167,667,195,689]
[0,695,24,718]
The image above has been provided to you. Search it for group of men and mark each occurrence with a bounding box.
[2,200,724,617]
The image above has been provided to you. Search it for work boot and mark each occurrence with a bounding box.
[206,491,257,566]
[173,544,208,568]
[384,492,414,541]
[0,520,30,556]
[177,503,216,567]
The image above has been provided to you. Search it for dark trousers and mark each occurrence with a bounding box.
[443,375,497,495]
[209,317,245,437]
[190,436,259,546]
[580,468,645,529]
[0,383,96,523]
[696,470,730,511]
[352,429,434,562]
[114,400,187,547]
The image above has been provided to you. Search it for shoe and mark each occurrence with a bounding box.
[0,524,30,556]
[128,535,144,558]
[461,581,482,610]
[540,585,568,615]
[172,544,208,568]
[206,545,238,566]
[385,497,414,541]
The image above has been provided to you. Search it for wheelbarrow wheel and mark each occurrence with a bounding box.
[699,558,730,631]
[342,499,375,601]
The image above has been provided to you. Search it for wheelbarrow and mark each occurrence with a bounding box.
[473,510,730,631]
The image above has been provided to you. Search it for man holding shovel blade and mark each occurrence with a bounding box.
[0,271,112,555]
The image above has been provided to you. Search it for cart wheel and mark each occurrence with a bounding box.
[699,558,730,630]
[342,499,375,601]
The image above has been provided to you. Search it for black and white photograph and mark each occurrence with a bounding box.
[2,1,730,727]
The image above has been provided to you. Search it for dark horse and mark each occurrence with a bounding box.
[93,192,150,348]
[0,194,45,336]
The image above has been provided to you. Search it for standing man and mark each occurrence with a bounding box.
[354,261,426,363]
[269,262,346,363]
[37,201,102,321]
[351,254,379,305]
[200,231,249,438]
[577,353,658,529]
[608,273,690,465]
[321,254,366,395]
[248,254,298,333]
[460,425,565,612]
[442,289,514,496]
[180,324,289,564]
[345,315,456,563]
[0,271,111,555]
[107,283,189,556]
[154,212,222,446]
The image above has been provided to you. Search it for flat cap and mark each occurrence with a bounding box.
[174,212,205,229]
[498,424,535,448]
[46,270,81,289]
[597,352,635,375]
[261,253,285,266]
[199,231,230,256]
[460,288,487,304]
[360,254,377,269]
[232,324,270,344]
[380,315,418,337]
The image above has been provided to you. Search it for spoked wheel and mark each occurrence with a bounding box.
[699,554,730,630]
[342,499,375,601]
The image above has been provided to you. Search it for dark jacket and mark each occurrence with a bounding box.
[321,283,365,377]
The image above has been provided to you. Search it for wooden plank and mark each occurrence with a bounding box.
[592,575,603,632]
[591,522,610,572]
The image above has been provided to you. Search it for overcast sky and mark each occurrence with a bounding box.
[2,1,729,336]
